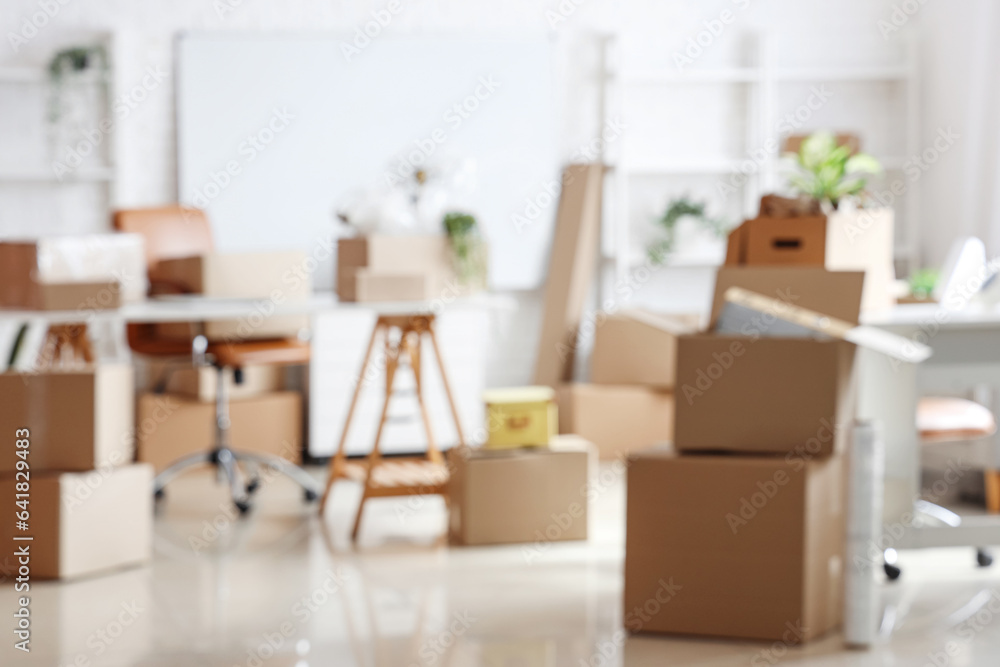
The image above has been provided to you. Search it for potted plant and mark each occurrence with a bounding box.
[786,131,882,211]
[443,211,487,290]
[48,44,107,124]
[647,196,726,265]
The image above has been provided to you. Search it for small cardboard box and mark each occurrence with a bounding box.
[136,391,302,472]
[725,216,828,266]
[557,384,673,460]
[0,365,134,473]
[336,235,459,302]
[624,451,844,642]
[448,435,594,546]
[0,235,144,308]
[674,334,855,456]
[337,267,448,302]
[483,386,557,449]
[150,251,310,299]
[136,358,284,402]
[590,311,694,388]
[0,463,153,580]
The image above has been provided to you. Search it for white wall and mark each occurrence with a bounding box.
[1,0,990,384]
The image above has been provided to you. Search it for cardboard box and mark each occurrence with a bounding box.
[151,251,310,299]
[0,365,134,473]
[674,334,855,456]
[0,464,153,579]
[624,451,844,642]
[557,384,673,460]
[337,267,448,302]
[0,235,145,308]
[709,267,865,329]
[448,435,594,546]
[590,311,694,388]
[723,208,895,312]
[336,235,459,302]
[136,391,302,472]
[483,386,557,449]
[136,358,284,402]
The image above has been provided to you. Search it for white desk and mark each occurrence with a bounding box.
[0,292,514,458]
[864,303,1000,549]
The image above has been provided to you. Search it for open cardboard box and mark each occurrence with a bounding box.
[675,267,926,456]
[590,310,695,388]
[558,383,673,460]
[624,450,844,642]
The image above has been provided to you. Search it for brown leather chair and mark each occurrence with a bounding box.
[114,206,319,513]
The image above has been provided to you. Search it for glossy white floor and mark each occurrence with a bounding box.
[4,463,1000,666]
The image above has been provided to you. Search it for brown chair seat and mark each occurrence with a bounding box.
[918,397,997,444]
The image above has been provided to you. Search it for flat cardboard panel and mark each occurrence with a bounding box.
[449,436,593,546]
[0,464,153,580]
[743,216,827,266]
[825,208,895,313]
[624,451,843,642]
[674,335,854,456]
[533,163,604,388]
[590,311,692,388]
[709,267,865,328]
[0,365,134,473]
[136,391,302,472]
[557,384,673,460]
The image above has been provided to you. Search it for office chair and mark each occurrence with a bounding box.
[882,396,997,580]
[114,206,320,513]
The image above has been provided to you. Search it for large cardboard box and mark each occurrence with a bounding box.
[674,334,855,456]
[136,358,284,402]
[483,386,557,449]
[0,464,153,579]
[624,451,844,642]
[0,235,145,308]
[590,310,694,388]
[557,384,673,460]
[0,365,134,473]
[136,391,302,472]
[448,436,594,546]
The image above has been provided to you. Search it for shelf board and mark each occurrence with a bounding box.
[0,167,114,183]
[617,66,911,87]
[0,66,110,84]
[615,157,745,175]
[622,68,759,84]
[776,66,910,82]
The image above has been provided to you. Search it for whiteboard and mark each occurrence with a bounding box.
[176,33,559,290]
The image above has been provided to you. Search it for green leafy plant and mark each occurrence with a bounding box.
[48,44,107,123]
[909,268,939,299]
[443,211,486,287]
[786,130,882,209]
[647,197,725,265]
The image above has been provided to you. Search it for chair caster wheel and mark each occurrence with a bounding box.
[246,478,261,495]
[303,488,319,503]
[154,488,165,501]
[977,549,993,568]
[884,562,902,581]
[235,500,252,515]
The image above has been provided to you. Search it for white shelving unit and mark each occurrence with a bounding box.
[598,30,921,284]
[0,33,118,227]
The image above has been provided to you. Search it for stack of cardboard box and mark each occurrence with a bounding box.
[559,310,695,460]
[448,387,596,546]
[623,264,863,643]
[337,235,461,302]
[0,365,153,580]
